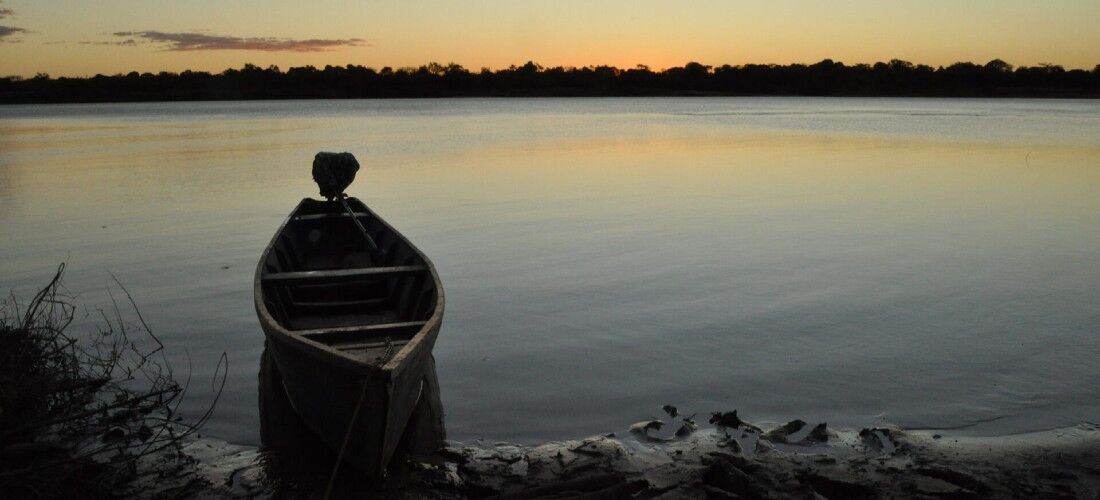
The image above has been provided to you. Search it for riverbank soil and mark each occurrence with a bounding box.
[387,423,1100,499]
[198,416,1099,498]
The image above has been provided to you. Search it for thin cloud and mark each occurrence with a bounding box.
[79,39,136,46]
[0,1,27,41]
[0,25,27,39]
[113,30,365,52]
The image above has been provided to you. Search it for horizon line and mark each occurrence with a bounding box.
[7,58,1099,80]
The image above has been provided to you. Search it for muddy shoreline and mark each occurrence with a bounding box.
[115,340,1100,498]
[140,418,1100,499]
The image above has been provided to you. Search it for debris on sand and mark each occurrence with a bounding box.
[628,419,664,435]
[661,404,678,418]
[675,418,698,438]
[807,422,829,443]
[764,419,807,443]
[860,427,900,454]
[387,424,1100,499]
[764,419,831,445]
[709,410,762,433]
[675,425,695,439]
[158,412,1100,498]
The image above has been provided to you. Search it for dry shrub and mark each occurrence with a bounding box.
[0,264,225,499]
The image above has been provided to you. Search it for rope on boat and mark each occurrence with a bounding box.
[323,338,396,499]
[339,193,380,252]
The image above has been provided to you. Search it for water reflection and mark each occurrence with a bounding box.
[258,345,445,494]
[3,98,1100,443]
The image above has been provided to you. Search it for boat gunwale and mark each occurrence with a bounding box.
[253,197,445,376]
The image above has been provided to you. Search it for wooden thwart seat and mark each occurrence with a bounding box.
[333,338,411,352]
[300,320,427,343]
[293,211,371,221]
[262,265,427,284]
[292,297,391,309]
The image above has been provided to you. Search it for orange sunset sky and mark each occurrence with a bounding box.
[1,0,1098,78]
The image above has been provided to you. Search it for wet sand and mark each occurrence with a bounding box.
[114,347,1100,498]
[392,423,1100,499]
[127,419,1100,499]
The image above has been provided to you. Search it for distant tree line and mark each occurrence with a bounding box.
[2,59,1099,103]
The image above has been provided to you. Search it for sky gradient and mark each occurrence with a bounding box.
[1,0,1098,77]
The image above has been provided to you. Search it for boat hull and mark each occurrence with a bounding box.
[254,197,444,478]
[260,318,440,476]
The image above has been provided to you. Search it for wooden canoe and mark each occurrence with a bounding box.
[254,197,444,477]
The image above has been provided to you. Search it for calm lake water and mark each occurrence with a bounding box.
[1,98,1099,445]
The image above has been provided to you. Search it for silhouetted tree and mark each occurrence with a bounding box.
[1,59,1098,103]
